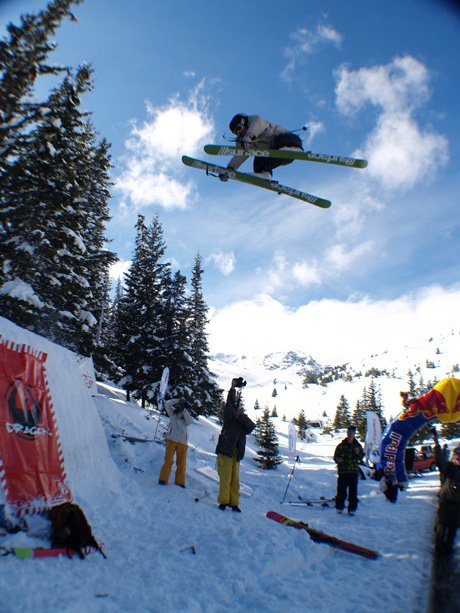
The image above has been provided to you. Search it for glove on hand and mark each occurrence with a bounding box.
[219,173,229,182]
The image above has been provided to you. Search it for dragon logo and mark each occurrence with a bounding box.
[5,378,44,440]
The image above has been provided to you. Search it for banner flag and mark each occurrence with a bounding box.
[0,340,72,515]
[365,411,382,466]
[288,424,297,463]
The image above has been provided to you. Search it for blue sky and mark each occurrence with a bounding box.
[2,0,460,361]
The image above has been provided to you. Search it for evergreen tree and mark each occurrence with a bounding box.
[254,408,282,469]
[117,215,169,405]
[0,0,79,174]
[440,421,460,440]
[0,65,114,355]
[364,379,386,430]
[160,269,195,406]
[254,399,261,411]
[352,399,366,439]
[97,277,124,381]
[406,369,417,396]
[187,253,221,416]
[333,395,351,431]
[293,409,308,439]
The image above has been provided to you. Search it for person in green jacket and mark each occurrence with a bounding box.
[333,425,365,515]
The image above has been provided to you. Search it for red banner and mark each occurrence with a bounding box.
[0,340,72,515]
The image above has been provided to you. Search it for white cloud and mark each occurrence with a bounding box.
[109,259,131,281]
[292,260,322,286]
[208,285,460,364]
[115,80,215,211]
[207,250,236,276]
[305,121,324,142]
[282,22,343,81]
[267,251,288,291]
[326,241,373,271]
[335,55,449,190]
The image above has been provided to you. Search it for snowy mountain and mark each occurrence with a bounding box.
[210,328,460,423]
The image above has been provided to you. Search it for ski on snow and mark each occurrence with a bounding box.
[284,496,335,508]
[0,545,102,559]
[181,155,331,208]
[266,511,379,560]
[203,145,368,169]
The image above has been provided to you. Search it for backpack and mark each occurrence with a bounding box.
[49,502,104,559]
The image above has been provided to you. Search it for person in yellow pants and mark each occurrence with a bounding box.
[215,377,255,512]
[159,399,193,488]
[217,449,240,508]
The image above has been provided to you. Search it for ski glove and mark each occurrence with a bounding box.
[219,173,229,182]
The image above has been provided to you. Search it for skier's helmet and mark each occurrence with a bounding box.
[229,113,249,135]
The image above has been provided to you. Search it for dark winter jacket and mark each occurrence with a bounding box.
[435,444,460,504]
[215,388,255,461]
[334,437,365,474]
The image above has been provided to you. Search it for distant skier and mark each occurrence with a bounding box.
[219,113,303,181]
[433,429,460,554]
[333,425,365,516]
[215,377,255,512]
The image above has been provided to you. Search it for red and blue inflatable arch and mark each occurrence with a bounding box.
[379,377,460,484]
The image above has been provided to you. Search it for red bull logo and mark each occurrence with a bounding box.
[398,389,449,421]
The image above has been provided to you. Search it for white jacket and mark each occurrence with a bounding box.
[228,115,288,170]
[165,404,193,444]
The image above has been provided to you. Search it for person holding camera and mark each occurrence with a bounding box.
[333,425,365,515]
[215,377,255,512]
[433,428,460,554]
[158,399,193,488]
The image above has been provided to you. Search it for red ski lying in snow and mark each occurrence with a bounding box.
[266,511,379,560]
[0,545,104,559]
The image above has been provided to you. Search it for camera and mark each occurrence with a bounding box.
[234,377,247,388]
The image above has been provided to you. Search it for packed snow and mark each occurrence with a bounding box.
[0,317,459,612]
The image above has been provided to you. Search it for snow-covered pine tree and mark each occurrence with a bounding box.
[254,408,282,469]
[160,269,195,406]
[116,215,169,406]
[0,0,79,175]
[187,253,221,416]
[0,65,114,355]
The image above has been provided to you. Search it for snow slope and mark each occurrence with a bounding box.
[1,318,458,612]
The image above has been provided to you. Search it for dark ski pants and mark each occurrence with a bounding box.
[435,500,460,553]
[336,473,359,513]
[253,133,303,175]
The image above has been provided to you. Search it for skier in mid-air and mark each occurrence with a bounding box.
[219,113,303,181]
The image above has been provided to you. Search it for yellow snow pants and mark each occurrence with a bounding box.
[159,439,188,486]
[217,451,240,506]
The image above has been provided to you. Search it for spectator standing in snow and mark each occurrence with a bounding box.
[433,430,460,554]
[333,425,365,516]
[215,377,255,512]
[159,399,193,488]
